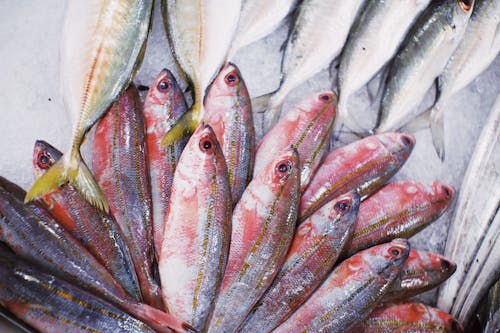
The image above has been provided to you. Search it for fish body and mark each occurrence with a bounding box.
[208,147,300,333]
[258,0,366,131]
[438,97,500,325]
[428,0,500,159]
[344,180,455,257]
[143,69,189,257]
[386,250,457,302]
[375,0,474,134]
[32,140,141,301]
[25,0,153,211]
[159,124,231,332]
[227,0,300,61]
[350,302,464,332]
[92,85,161,308]
[274,239,410,333]
[238,191,360,333]
[338,0,431,129]
[254,91,336,192]
[204,63,255,205]
[300,133,415,221]
[161,0,242,145]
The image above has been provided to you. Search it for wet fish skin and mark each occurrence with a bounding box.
[427,0,500,160]
[32,140,141,301]
[386,250,457,302]
[160,0,242,145]
[204,63,256,206]
[159,124,231,332]
[350,302,464,333]
[343,180,455,257]
[208,147,300,333]
[375,0,474,134]
[300,132,415,221]
[226,0,300,61]
[238,191,360,333]
[143,69,189,257]
[438,96,500,325]
[337,0,431,131]
[256,0,366,132]
[254,91,336,193]
[274,239,410,333]
[25,0,153,212]
[92,84,162,309]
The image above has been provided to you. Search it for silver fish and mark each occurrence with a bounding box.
[254,0,366,133]
[374,0,474,134]
[426,0,500,160]
[337,0,431,132]
[226,0,300,61]
[437,96,500,326]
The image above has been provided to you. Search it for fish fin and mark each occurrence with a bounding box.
[251,93,273,114]
[430,103,446,161]
[25,154,109,212]
[252,93,283,135]
[160,100,199,146]
[403,110,430,133]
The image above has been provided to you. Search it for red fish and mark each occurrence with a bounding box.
[143,69,189,257]
[208,147,300,333]
[254,91,336,192]
[159,124,231,332]
[92,84,161,308]
[204,63,255,206]
[300,132,415,221]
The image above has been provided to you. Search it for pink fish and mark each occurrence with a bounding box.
[254,91,336,192]
[208,147,300,333]
[204,63,255,206]
[159,124,231,332]
[300,133,415,221]
[143,69,188,257]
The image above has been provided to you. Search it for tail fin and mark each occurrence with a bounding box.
[25,154,109,212]
[252,93,283,136]
[161,99,200,147]
[131,303,198,333]
[430,104,445,161]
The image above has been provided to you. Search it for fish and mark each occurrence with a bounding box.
[385,250,457,302]
[159,124,231,332]
[0,243,193,333]
[208,147,300,333]
[238,191,360,333]
[343,180,455,257]
[337,0,431,132]
[374,0,474,135]
[273,239,410,333]
[226,0,300,61]
[32,140,141,301]
[24,0,153,212]
[350,302,464,332]
[92,84,162,309]
[437,96,500,325]
[143,69,189,257]
[424,0,500,160]
[204,63,256,205]
[299,132,415,221]
[160,0,242,145]
[254,91,336,193]
[254,0,366,133]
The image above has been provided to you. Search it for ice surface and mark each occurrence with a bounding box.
[0,0,498,330]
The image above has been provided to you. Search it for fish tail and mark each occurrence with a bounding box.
[252,93,284,135]
[25,153,109,213]
[429,103,445,161]
[161,99,200,147]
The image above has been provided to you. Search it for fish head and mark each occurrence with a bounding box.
[377,132,415,164]
[295,91,337,116]
[429,181,455,215]
[449,0,474,28]
[325,191,360,232]
[32,140,62,178]
[146,68,184,112]
[189,123,224,163]
[258,146,300,192]
[205,63,250,107]
[367,239,411,280]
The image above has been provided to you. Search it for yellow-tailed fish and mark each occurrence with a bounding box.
[160,0,242,145]
[24,0,153,212]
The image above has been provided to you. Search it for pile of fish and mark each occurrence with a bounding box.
[1,0,499,332]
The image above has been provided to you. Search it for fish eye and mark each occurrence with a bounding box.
[275,160,292,178]
[319,93,331,102]
[37,152,51,169]
[389,247,402,258]
[459,0,472,11]
[224,72,239,86]
[334,200,350,213]
[157,80,170,92]
[199,137,214,153]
